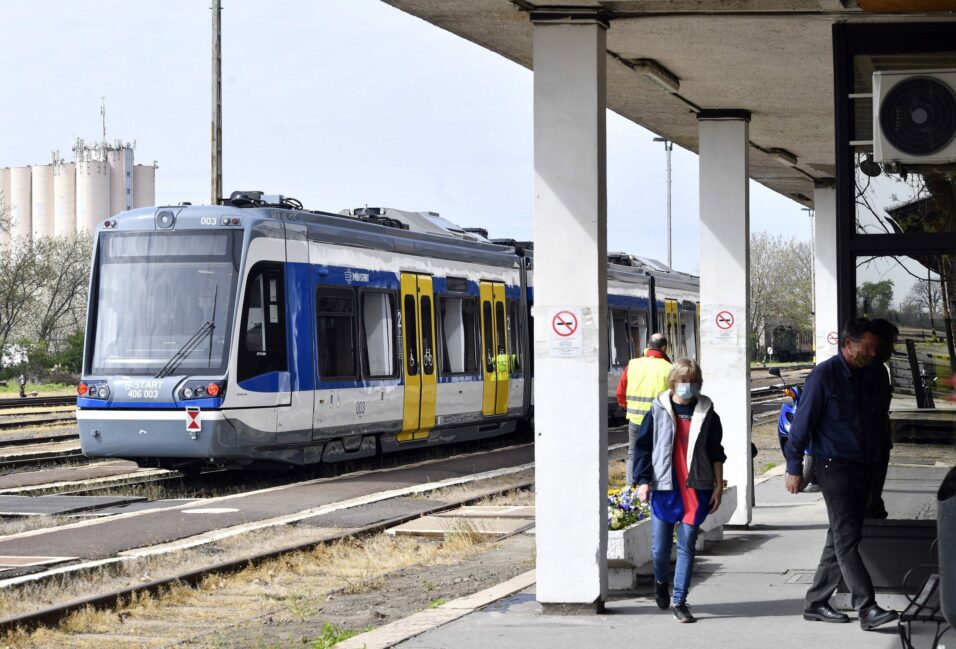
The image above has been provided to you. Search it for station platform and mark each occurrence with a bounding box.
[355,464,952,649]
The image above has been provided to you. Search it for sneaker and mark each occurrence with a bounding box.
[803,482,821,493]
[654,581,669,610]
[673,603,696,623]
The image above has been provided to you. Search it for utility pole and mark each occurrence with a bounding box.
[653,137,673,268]
[211,0,222,205]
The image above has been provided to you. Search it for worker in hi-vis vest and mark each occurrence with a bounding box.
[616,333,672,485]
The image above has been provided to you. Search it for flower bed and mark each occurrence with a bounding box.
[606,485,738,590]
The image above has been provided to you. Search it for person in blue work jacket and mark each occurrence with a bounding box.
[784,318,898,631]
[631,358,726,624]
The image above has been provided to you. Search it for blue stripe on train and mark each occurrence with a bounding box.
[78,397,225,409]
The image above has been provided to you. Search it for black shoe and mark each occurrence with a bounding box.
[859,604,898,631]
[655,581,669,610]
[673,603,696,623]
[803,603,850,623]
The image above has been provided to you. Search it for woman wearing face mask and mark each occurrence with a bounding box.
[630,358,726,623]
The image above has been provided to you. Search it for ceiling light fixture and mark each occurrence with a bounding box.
[769,148,799,166]
[629,59,680,94]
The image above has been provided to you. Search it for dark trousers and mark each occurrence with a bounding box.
[864,451,889,519]
[804,457,876,612]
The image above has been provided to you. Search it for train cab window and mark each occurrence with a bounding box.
[237,264,287,382]
[610,308,630,367]
[439,297,478,374]
[482,301,494,373]
[316,287,356,379]
[508,300,521,372]
[360,292,397,378]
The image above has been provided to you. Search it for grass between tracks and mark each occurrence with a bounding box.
[0,479,534,648]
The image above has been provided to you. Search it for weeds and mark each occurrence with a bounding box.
[427,598,446,609]
[310,622,360,649]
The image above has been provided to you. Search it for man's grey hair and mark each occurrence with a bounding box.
[648,333,667,351]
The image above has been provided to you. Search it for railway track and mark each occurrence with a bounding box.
[0,440,560,634]
[0,395,75,410]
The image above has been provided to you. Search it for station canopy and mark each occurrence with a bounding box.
[383,0,956,207]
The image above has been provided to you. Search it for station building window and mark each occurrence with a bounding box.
[316,286,356,380]
[439,297,479,374]
[237,263,287,382]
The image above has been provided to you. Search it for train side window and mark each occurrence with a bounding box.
[610,308,630,367]
[403,294,418,377]
[421,296,434,375]
[629,311,648,356]
[439,297,478,374]
[482,301,494,373]
[237,263,287,382]
[360,291,397,378]
[508,300,521,372]
[316,286,356,380]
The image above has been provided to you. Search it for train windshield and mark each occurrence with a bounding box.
[89,230,242,376]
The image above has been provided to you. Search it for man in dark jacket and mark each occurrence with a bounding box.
[784,318,898,631]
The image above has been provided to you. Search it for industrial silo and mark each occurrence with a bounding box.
[108,145,133,216]
[9,166,33,243]
[53,161,76,237]
[0,168,10,248]
[133,164,156,208]
[76,157,110,233]
[31,164,55,239]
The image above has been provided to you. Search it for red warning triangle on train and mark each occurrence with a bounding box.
[186,407,201,432]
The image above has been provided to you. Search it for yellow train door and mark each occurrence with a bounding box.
[665,299,682,357]
[399,273,437,441]
[479,281,509,416]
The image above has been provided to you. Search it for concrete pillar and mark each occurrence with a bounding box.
[813,184,838,362]
[531,10,608,611]
[697,111,751,526]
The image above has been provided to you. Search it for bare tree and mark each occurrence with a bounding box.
[750,232,813,357]
[30,233,93,350]
[0,242,47,364]
[906,277,943,338]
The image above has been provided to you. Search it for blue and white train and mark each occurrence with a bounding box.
[77,193,699,469]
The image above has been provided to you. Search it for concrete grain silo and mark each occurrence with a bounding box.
[9,166,33,242]
[76,156,110,233]
[0,168,10,248]
[133,164,156,208]
[31,164,55,239]
[53,161,76,237]
[108,146,133,216]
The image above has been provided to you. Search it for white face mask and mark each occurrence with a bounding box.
[675,383,700,400]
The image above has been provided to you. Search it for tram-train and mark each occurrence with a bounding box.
[77,193,699,469]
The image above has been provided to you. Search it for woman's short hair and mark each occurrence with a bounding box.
[667,358,702,389]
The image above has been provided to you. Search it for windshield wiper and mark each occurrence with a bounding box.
[155,321,215,379]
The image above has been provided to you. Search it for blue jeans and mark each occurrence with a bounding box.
[651,516,700,606]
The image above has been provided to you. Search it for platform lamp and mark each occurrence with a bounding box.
[652,137,674,269]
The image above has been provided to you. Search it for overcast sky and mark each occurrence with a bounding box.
[0,0,812,274]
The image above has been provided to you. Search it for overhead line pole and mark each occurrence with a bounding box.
[211,0,222,205]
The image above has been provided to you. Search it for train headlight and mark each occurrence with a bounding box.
[77,383,88,396]
[97,387,109,399]
[156,210,176,229]
[195,386,205,396]
[183,387,194,399]
[206,383,220,397]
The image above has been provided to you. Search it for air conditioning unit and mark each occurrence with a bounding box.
[873,69,956,164]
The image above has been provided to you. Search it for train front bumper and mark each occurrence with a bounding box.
[77,408,237,459]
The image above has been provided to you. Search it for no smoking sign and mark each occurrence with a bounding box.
[547,307,583,358]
